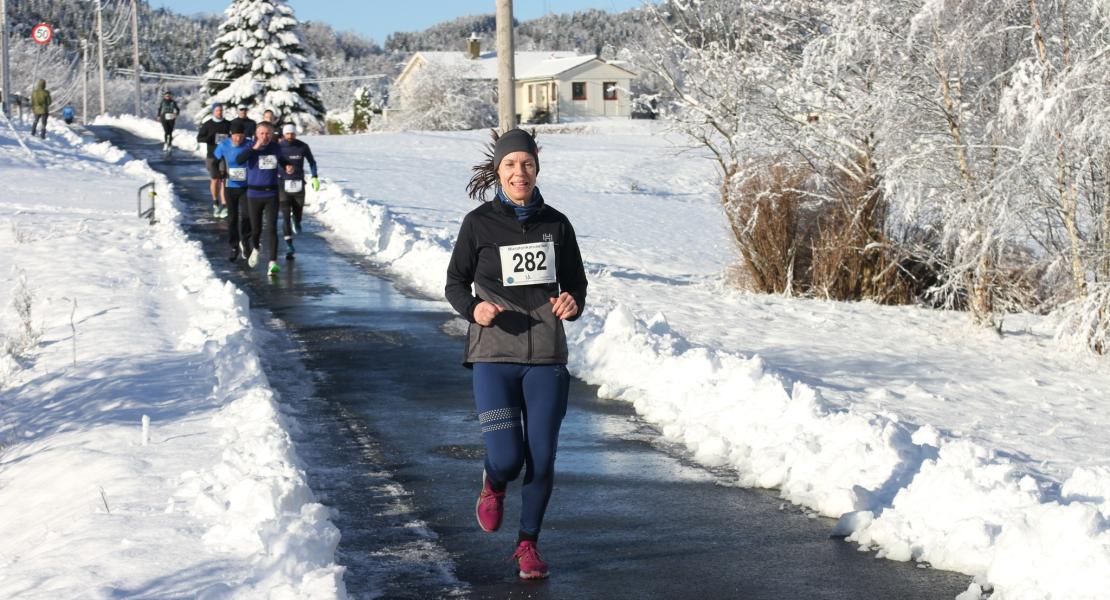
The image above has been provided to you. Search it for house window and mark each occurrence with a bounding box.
[603,82,617,101]
[572,82,587,100]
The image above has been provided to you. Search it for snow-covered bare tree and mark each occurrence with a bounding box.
[637,0,810,293]
[202,0,325,131]
[390,61,495,131]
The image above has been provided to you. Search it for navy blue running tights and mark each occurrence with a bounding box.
[473,362,569,540]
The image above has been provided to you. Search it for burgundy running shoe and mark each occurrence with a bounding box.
[512,540,549,580]
[476,470,505,532]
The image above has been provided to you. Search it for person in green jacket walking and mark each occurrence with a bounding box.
[31,79,51,139]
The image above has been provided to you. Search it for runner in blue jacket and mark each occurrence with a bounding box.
[213,121,253,262]
[233,121,288,275]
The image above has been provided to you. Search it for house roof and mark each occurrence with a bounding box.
[402,51,629,82]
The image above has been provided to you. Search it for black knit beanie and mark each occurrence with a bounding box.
[493,129,539,172]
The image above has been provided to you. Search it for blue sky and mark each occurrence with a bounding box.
[152,1,647,46]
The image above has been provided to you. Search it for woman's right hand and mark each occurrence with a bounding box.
[473,301,504,327]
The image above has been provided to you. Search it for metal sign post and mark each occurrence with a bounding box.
[0,0,9,117]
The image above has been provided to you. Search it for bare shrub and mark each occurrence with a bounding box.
[726,159,924,305]
[726,160,809,295]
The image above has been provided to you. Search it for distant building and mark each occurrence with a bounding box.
[392,34,637,124]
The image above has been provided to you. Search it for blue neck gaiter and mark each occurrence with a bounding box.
[497,188,542,222]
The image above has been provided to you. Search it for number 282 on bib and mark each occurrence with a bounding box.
[499,242,556,286]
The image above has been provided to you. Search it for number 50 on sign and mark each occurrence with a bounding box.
[32,23,54,45]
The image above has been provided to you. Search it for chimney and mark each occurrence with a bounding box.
[467,32,481,59]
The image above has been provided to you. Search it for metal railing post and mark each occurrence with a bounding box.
[137,181,156,224]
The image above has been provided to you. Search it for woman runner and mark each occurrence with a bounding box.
[445,128,588,580]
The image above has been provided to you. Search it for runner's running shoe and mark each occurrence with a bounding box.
[512,541,549,580]
[248,248,259,268]
[229,247,239,262]
[476,470,505,532]
[268,261,280,276]
[212,204,220,217]
[219,206,229,218]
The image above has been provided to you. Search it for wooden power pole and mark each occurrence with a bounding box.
[97,0,106,115]
[130,0,141,116]
[496,0,515,132]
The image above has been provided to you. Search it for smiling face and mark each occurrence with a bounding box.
[497,151,537,205]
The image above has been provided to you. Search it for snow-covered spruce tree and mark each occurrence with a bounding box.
[201,0,325,131]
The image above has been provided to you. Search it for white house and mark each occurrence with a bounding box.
[392,37,637,124]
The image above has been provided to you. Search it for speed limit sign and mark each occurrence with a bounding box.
[32,23,54,45]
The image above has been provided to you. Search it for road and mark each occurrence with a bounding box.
[93,126,971,600]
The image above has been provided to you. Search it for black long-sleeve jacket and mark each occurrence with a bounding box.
[156,99,179,121]
[445,190,588,367]
[195,118,230,158]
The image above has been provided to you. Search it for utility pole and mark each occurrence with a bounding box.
[81,39,89,124]
[1,0,11,118]
[97,0,106,115]
[130,0,141,116]
[496,0,515,132]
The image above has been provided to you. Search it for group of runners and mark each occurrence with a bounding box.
[158,93,318,276]
[161,99,586,580]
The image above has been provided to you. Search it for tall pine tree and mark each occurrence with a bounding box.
[202,0,325,131]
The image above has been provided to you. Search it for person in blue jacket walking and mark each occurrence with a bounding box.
[234,121,288,275]
[214,121,253,262]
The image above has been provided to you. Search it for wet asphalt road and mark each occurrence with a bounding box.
[93,127,972,600]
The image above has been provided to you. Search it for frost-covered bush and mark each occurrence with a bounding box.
[389,61,495,132]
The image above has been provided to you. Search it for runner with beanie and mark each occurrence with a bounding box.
[445,128,588,580]
[196,103,231,217]
[214,121,253,261]
[277,122,319,259]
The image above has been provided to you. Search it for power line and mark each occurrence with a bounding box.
[115,68,387,85]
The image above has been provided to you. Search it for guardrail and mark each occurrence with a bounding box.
[137,181,157,224]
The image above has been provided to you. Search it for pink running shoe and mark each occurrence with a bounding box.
[476,471,505,532]
[512,540,549,580]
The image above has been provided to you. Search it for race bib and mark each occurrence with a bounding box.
[228,167,246,182]
[284,179,303,193]
[164,113,176,120]
[215,133,228,144]
[259,154,277,170]
[499,242,556,287]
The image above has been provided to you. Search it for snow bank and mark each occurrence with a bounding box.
[0,119,345,597]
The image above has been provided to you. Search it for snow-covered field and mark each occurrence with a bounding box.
[295,122,1109,600]
[0,118,345,598]
[57,116,1110,599]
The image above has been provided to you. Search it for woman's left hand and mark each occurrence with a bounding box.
[549,292,578,320]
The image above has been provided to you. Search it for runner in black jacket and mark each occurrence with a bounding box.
[445,128,587,581]
[230,105,257,138]
[155,91,180,150]
[195,104,231,217]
